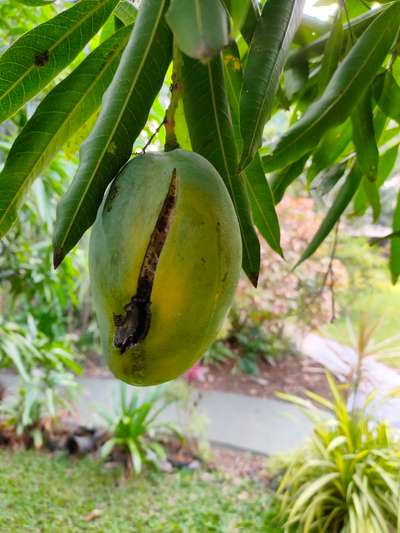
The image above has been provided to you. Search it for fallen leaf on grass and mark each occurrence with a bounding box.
[83,509,103,522]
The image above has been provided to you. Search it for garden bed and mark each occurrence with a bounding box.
[195,355,330,400]
[84,352,331,400]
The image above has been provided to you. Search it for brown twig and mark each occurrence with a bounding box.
[140,119,165,154]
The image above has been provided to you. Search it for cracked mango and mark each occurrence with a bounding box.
[89,150,242,386]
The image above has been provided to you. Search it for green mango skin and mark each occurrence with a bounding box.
[89,149,242,386]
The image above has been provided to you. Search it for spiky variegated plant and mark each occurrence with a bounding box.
[277,373,400,533]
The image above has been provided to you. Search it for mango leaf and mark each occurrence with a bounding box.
[374,71,400,124]
[180,51,260,285]
[269,154,309,204]
[311,161,348,197]
[222,44,281,256]
[222,44,243,150]
[294,14,329,46]
[362,177,381,222]
[16,0,54,5]
[317,8,344,95]
[296,164,362,266]
[286,4,391,70]
[243,155,282,257]
[390,191,400,284]
[283,59,309,101]
[240,0,260,44]
[239,0,305,170]
[0,26,131,239]
[263,2,400,172]
[220,0,259,44]
[114,0,138,25]
[53,0,172,267]
[351,90,379,180]
[166,0,229,61]
[377,144,399,187]
[0,0,118,124]
[306,120,352,184]
[352,185,368,218]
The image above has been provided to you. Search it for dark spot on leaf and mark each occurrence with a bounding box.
[34,50,49,67]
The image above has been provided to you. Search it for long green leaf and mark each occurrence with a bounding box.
[243,155,282,257]
[390,191,400,284]
[222,44,282,256]
[362,177,381,222]
[166,0,229,61]
[114,0,138,25]
[351,90,379,180]
[286,4,390,69]
[0,0,118,123]
[53,0,172,267]
[180,51,260,285]
[239,0,305,170]
[311,161,347,197]
[377,144,399,187]
[222,43,243,150]
[0,26,131,239]
[16,0,53,5]
[317,8,344,95]
[296,164,362,266]
[269,155,309,204]
[375,70,400,123]
[306,120,352,184]
[220,0,260,44]
[264,3,400,171]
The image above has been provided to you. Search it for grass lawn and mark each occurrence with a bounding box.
[0,450,282,532]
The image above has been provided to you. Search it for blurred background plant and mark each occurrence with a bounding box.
[203,195,348,375]
[99,383,181,474]
[273,373,400,532]
[0,367,79,450]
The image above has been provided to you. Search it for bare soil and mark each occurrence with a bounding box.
[195,355,331,400]
[84,351,331,400]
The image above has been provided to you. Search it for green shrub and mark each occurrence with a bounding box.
[276,374,400,532]
[100,384,180,474]
[0,368,79,449]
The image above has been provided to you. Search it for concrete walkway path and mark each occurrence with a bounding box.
[1,374,314,456]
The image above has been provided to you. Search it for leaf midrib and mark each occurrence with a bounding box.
[0,0,110,104]
[0,37,128,228]
[206,61,253,267]
[59,1,166,251]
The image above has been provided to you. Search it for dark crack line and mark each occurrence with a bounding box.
[113,169,178,354]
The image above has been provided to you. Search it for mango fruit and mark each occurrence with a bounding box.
[89,149,242,386]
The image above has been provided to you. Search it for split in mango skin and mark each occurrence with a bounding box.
[89,149,242,386]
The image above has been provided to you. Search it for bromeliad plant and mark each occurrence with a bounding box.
[99,383,180,473]
[276,374,400,532]
[0,0,399,284]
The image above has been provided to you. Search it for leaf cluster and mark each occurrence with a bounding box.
[0,0,399,285]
